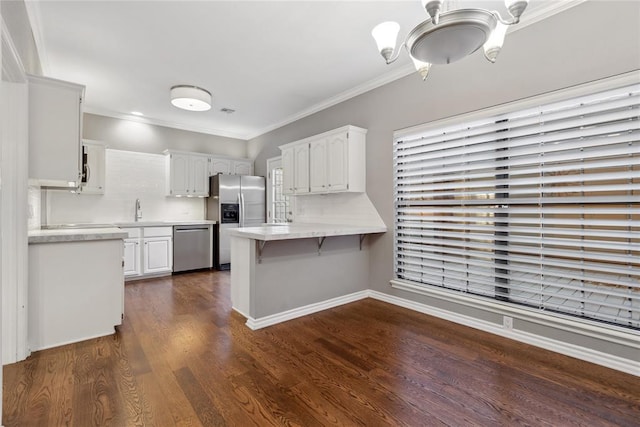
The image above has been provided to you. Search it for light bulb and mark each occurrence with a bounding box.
[483,22,508,63]
[411,56,432,81]
[504,0,529,20]
[371,21,400,62]
[421,0,443,25]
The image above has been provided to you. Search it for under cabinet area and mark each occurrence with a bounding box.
[27,74,85,187]
[123,226,173,279]
[279,125,366,195]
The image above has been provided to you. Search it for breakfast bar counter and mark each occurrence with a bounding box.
[228,223,386,329]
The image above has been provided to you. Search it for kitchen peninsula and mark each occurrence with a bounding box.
[229,223,386,329]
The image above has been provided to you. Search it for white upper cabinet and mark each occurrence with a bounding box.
[210,157,231,175]
[27,74,85,187]
[309,139,327,193]
[80,140,106,194]
[281,147,295,195]
[191,155,209,195]
[232,159,253,176]
[279,125,367,195]
[209,157,253,176]
[165,151,210,197]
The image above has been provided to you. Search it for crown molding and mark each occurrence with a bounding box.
[245,64,415,140]
[83,106,248,141]
[23,0,50,75]
[245,0,587,140]
[25,0,587,142]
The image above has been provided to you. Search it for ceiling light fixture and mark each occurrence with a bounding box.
[372,0,529,81]
[170,85,212,111]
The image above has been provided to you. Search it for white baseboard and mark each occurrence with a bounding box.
[368,290,640,377]
[236,286,638,376]
[245,290,369,330]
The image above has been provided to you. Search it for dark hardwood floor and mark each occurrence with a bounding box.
[3,270,639,426]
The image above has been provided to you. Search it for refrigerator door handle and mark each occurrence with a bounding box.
[240,193,245,227]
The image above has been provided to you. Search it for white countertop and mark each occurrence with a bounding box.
[227,223,387,241]
[29,227,128,244]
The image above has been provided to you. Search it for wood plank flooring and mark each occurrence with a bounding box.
[3,270,639,426]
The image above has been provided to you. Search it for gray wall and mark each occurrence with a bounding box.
[83,113,248,157]
[248,1,640,302]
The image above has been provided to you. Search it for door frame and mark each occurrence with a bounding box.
[1,15,30,368]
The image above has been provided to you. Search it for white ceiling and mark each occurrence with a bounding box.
[25,0,582,140]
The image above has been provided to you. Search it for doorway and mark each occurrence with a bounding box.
[266,156,291,223]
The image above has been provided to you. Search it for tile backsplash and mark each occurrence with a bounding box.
[293,192,385,227]
[43,149,205,225]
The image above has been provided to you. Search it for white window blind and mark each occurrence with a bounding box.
[394,83,640,330]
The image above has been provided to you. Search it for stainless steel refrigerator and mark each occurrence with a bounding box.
[206,174,266,270]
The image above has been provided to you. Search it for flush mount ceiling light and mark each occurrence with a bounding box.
[372,0,529,81]
[170,85,212,111]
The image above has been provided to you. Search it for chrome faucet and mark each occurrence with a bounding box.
[135,198,142,222]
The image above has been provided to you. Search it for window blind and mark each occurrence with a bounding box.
[394,83,640,330]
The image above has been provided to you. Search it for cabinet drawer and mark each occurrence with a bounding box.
[122,228,141,239]
[143,226,172,237]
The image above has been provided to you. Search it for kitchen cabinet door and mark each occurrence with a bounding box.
[80,141,106,194]
[123,238,141,277]
[232,160,253,176]
[281,147,295,195]
[293,143,310,194]
[326,133,349,191]
[143,237,173,274]
[166,152,209,196]
[167,152,190,196]
[191,154,210,196]
[210,157,231,175]
[309,139,328,193]
[27,74,84,186]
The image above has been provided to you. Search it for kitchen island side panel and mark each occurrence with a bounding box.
[249,236,369,319]
[28,239,124,351]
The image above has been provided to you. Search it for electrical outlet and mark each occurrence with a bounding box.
[503,315,513,330]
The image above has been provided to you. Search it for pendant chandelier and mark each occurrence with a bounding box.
[371,0,530,80]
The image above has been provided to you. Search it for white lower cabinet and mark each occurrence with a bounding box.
[123,239,141,277]
[122,226,172,280]
[143,237,172,274]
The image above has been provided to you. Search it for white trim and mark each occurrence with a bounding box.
[245,66,414,140]
[244,290,369,330]
[244,0,586,141]
[265,156,281,224]
[371,288,640,377]
[513,0,587,32]
[21,0,585,142]
[238,284,639,375]
[83,107,248,141]
[1,19,26,83]
[1,16,30,365]
[22,0,49,74]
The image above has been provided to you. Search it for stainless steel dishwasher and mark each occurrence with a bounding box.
[173,224,213,273]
